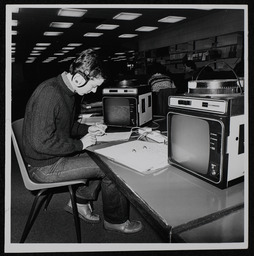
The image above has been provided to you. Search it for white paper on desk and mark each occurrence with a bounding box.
[96,132,132,142]
[94,140,169,174]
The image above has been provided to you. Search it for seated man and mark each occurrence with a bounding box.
[22,49,142,234]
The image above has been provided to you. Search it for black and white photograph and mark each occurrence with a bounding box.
[2,2,252,255]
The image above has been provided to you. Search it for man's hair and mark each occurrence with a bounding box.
[69,49,105,78]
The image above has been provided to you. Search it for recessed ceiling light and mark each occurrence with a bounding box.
[26,60,35,63]
[113,12,142,20]
[119,34,138,38]
[62,47,75,50]
[50,22,73,28]
[58,8,87,17]
[67,43,82,47]
[96,24,119,30]
[92,47,101,50]
[12,20,18,26]
[135,26,158,32]
[12,31,17,35]
[33,47,47,50]
[36,43,51,46]
[158,16,186,23]
[30,53,41,56]
[44,31,63,36]
[115,52,125,55]
[84,32,103,37]
[54,53,65,55]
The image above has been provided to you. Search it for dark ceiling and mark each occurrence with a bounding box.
[10,6,220,64]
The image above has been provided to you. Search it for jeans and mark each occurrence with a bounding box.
[28,152,129,224]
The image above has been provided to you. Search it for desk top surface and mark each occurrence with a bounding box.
[88,141,245,231]
[102,156,244,228]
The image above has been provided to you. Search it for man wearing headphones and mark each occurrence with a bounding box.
[22,49,143,234]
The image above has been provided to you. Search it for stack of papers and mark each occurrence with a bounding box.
[96,132,132,142]
[95,140,169,174]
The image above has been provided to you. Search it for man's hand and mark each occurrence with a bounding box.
[80,133,97,149]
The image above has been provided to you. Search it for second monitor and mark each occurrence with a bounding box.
[102,85,152,128]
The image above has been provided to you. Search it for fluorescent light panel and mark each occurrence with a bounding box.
[113,12,142,20]
[96,24,119,30]
[58,8,87,17]
[36,43,51,46]
[50,22,73,28]
[44,31,63,36]
[135,26,158,32]
[119,34,137,38]
[67,43,82,47]
[62,47,75,50]
[158,16,186,23]
[84,32,103,37]
[33,47,47,50]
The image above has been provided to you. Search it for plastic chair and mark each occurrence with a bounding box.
[11,118,87,243]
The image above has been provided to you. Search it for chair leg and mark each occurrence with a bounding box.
[44,193,53,211]
[68,185,81,243]
[20,189,47,243]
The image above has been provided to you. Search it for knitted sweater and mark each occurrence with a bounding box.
[22,73,89,167]
[148,73,175,92]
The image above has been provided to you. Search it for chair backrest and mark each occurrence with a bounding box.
[12,118,87,191]
[11,118,35,190]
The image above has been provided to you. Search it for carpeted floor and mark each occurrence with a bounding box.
[10,147,163,244]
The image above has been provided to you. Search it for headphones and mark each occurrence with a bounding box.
[72,71,90,88]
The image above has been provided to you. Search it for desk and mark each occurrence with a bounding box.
[86,141,244,243]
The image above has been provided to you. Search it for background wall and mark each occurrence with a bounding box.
[138,9,244,51]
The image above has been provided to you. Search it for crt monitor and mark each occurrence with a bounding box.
[103,97,132,127]
[169,114,210,174]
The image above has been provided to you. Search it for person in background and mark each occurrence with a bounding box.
[148,62,176,92]
[148,62,176,115]
[183,60,198,81]
[22,49,143,234]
